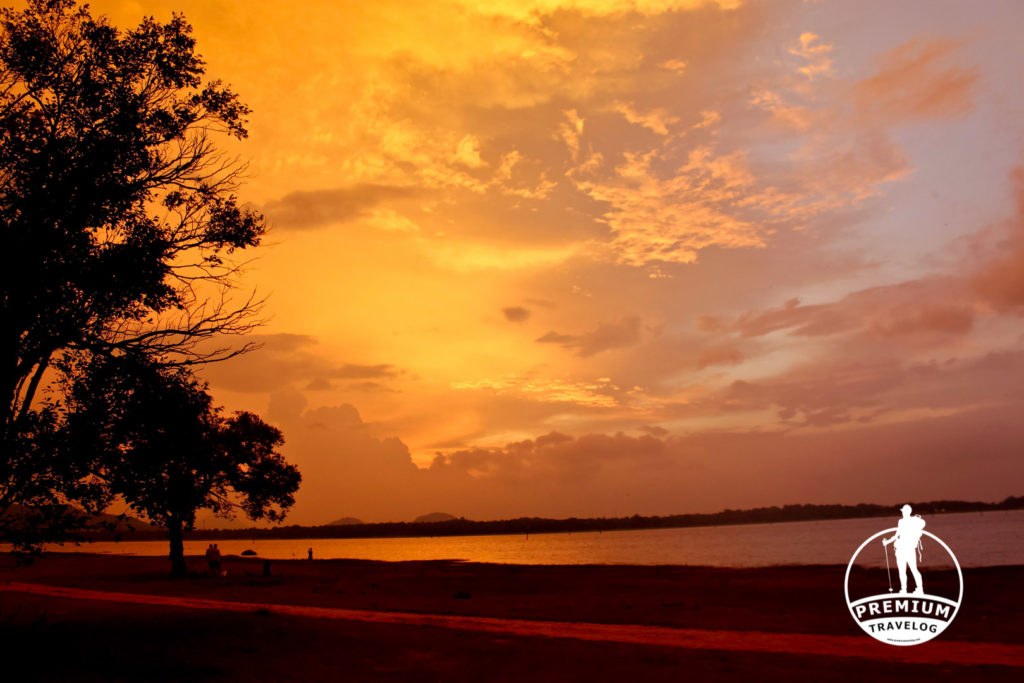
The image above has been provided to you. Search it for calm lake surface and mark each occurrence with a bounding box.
[38,509,1024,568]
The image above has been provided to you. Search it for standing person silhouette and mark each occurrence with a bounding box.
[211,543,222,575]
[883,504,925,594]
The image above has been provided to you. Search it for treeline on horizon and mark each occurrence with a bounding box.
[102,496,1024,542]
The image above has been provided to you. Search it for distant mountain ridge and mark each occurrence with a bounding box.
[414,512,458,523]
[326,516,364,526]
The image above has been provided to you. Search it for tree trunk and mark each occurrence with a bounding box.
[168,518,186,578]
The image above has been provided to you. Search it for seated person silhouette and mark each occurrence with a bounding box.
[883,504,925,595]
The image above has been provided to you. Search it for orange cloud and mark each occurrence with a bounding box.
[702,278,975,341]
[694,346,744,370]
[612,100,680,135]
[855,38,978,123]
[451,376,621,409]
[200,334,402,395]
[789,32,834,80]
[575,147,772,266]
[971,169,1024,311]
[535,316,644,356]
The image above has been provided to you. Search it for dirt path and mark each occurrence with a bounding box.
[4,580,1022,668]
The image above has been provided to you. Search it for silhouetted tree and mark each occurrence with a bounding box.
[64,352,301,576]
[1,1,266,539]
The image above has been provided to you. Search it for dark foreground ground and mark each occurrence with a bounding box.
[1,553,1021,681]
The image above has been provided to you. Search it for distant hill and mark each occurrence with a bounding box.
[414,512,457,523]
[327,516,364,526]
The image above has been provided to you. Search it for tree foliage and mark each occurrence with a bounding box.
[1,0,268,530]
[64,352,301,576]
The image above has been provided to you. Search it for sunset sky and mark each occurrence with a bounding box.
[94,0,1024,525]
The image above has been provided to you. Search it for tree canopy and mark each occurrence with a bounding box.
[64,352,301,576]
[1,0,269,535]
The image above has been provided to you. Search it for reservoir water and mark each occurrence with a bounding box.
[32,509,1024,568]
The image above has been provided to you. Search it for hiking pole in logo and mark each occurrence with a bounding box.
[883,539,893,593]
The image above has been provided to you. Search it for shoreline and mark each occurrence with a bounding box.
[20,507,1021,567]
[6,547,1005,571]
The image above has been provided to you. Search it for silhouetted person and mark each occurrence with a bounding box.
[263,559,272,577]
[307,547,313,561]
[211,543,222,575]
[883,504,925,594]
[205,543,217,574]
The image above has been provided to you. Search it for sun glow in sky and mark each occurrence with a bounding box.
[96,0,1024,524]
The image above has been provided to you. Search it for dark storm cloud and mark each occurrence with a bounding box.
[502,306,531,322]
[535,316,643,357]
[264,184,419,231]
